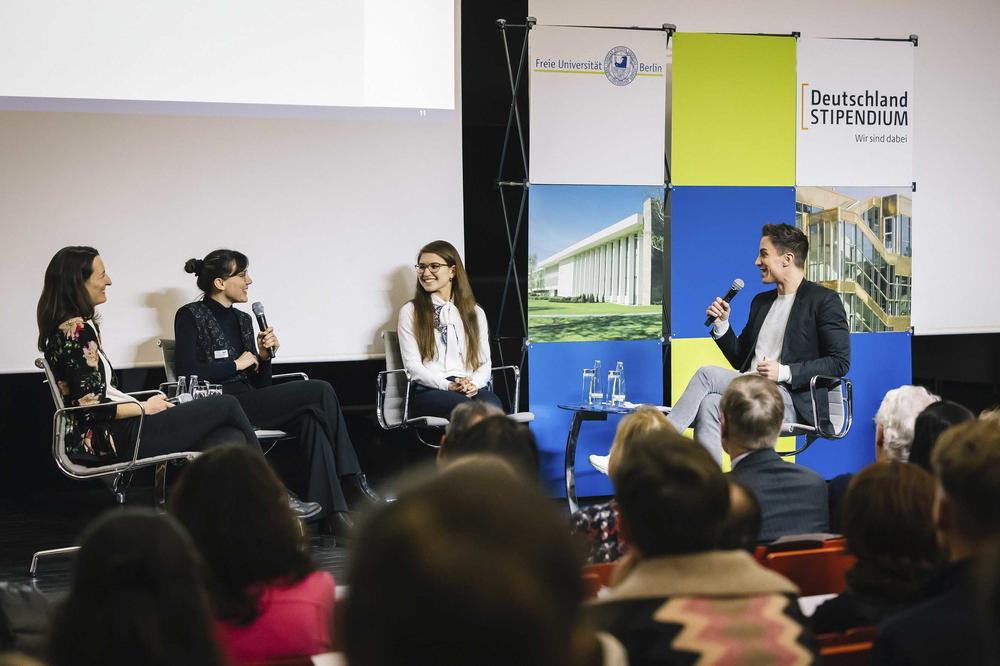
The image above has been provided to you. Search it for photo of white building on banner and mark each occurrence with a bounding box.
[531,197,661,306]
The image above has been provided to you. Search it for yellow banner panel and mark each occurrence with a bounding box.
[672,33,795,186]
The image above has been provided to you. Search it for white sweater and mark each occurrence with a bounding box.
[397,294,492,390]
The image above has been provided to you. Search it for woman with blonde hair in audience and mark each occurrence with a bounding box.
[47,508,224,666]
[812,461,943,634]
[571,406,675,563]
[170,444,335,665]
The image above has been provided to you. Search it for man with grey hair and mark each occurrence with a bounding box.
[874,385,939,462]
[723,374,829,542]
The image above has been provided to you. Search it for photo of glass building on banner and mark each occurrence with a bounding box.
[796,186,913,333]
[529,195,664,342]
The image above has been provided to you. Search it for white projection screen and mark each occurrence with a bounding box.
[0,0,462,373]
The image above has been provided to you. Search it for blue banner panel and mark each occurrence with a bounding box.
[799,331,912,478]
[528,339,663,499]
[670,186,796,339]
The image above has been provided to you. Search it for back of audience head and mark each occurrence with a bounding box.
[442,400,503,446]
[439,414,539,476]
[875,385,940,462]
[909,400,975,472]
[343,465,585,666]
[169,443,314,625]
[841,462,941,576]
[718,479,762,552]
[932,419,1000,556]
[607,405,674,480]
[48,508,223,666]
[719,374,783,453]
[614,429,730,557]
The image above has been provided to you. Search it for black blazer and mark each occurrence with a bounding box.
[729,449,829,542]
[715,279,850,424]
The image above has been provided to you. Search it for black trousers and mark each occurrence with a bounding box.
[110,394,262,459]
[410,385,504,420]
[231,380,362,514]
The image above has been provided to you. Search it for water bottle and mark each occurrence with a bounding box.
[176,376,187,399]
[591,360,604,404]
[612,361,626,406]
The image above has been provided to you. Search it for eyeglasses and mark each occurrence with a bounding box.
[414,263,451,274]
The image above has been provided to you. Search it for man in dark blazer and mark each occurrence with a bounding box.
[666,223,850,463]
[721,375,829,541]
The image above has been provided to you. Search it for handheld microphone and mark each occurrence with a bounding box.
[704,279,745,327]
[251,301,276,358]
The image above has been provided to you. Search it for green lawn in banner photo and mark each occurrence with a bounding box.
[528,299,662,342]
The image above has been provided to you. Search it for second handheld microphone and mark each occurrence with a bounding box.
[251,301,276,358]
[704,278,745,327]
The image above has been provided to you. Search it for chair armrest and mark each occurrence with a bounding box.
[273,372,309,383]
[127,389,166,399]
[489,365,522,414]
[807,375,853,439]
[376,368,414,430]
[55,399,151,470]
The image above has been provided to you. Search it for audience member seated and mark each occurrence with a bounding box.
[342,464,597,666]
[908,400,974,473]
[437,414,539,476]
[828,385,939,531]
[722,375,829,541]
[438,400,504,451]
[170,444,335,665]
[47,508,224,666]
[874,419,1000,665]
[976,540,1000,663]
[571,406,674,564]
[589,428,816,664]
[812,462,942,634]
[717,478,763,552]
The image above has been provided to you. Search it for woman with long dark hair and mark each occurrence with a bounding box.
[36,247,272,471]
[47,508,224,666]
[174,249,375,536]
[396,240,502,419]
[171,444,335,664]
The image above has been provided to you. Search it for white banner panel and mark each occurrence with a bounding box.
[529,26,667,186]
[797,38,914,186]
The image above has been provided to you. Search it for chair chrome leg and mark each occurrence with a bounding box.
[154,462,168,511]
[29,546,80,577]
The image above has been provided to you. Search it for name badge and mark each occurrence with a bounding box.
[214,349,229,359]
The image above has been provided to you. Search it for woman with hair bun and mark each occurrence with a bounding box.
[174,249,375,537]
[36,247,268,469]
[397,240,503,419]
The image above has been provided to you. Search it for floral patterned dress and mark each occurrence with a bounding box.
[570,499,629,564]
[43,317,122,460]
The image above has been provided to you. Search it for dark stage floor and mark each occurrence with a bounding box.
[0,483,351,600]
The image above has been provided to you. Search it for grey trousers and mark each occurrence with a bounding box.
[667,366,795,464]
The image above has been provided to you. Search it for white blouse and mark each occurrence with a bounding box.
[397,294,492,390]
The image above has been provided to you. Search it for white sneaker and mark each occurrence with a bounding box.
[589,454,610,476]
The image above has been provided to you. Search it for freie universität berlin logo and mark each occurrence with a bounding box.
[604,46,638,86]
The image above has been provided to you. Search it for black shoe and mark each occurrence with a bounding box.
[349,474,381,503]
[287,494,323,521]
[322,511,355,540]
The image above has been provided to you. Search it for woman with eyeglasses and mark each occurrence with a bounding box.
[397,240,503,420]
[173,249,377,538]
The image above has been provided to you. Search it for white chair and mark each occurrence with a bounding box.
[30,357,200,576]
[156,338,306,451]
[779,375,853,456]
[376,330,533,448]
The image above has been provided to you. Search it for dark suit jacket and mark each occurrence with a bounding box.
[729,449,829,542]
[715,279,850,424]
[873,560,986,666]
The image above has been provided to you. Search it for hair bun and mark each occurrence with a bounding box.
[184,258,204,275]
